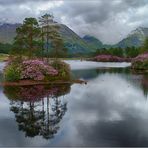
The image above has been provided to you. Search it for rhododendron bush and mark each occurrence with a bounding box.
[132,52,148,70]
[4,59,59,82]
[91,54,131,62]
[21,60,58,80]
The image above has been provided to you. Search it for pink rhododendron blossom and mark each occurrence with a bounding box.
[133,52,148,62]
[93,54,131,62]
[94,54,124,62]
[20,60,58,81]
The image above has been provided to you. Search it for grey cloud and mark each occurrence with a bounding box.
[0,0,148,43]
[52,0,148,43]
[124,0,148,7]
[0,0,49,5]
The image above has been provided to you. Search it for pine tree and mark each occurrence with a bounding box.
[12,17,41,58]
[39,13,67,60]
[141,37,148,53]
[39,14,53,59]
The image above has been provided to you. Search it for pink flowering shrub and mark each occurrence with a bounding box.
[132,52,148,70]
[21,60,58,81]
[133,52,148,62]
[4,59,58,81]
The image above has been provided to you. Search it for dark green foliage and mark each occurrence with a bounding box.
[45,60,71,81]
[39,14,67,59]
[4,62,21,82]
[131,38,148,71]
[140,37,148,53]
[94,47,123,57]
[11,17,41,57]
[39,14,53,59]
[94,46,140,58]
[0,43,12,54]
[132,60,148,70]
[49,25,68,58]
[124,46,140,58]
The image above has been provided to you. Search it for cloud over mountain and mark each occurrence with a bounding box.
[0,0,148,44]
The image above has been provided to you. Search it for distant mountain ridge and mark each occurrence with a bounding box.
[83,35,103,49]
[0,23,21,43]
[58,24,97,55]
[116,27,148,48]
[0,23,100,56]
[0,23,148,55]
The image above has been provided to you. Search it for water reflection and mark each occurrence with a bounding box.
[141,75,148,98]
[2,61,148,146]
[3,84,71,139]
[72,67,130,80]
[64,74,148,146]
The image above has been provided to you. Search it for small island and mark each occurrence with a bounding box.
[3,14,86,86]
[131,38,148,72]
[132,52,148,72]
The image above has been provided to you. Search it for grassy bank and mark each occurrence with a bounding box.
[0,54,9,61]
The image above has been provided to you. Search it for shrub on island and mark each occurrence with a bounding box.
[132,52,148,70]
[4,59,71,82]
[51,60,71,81]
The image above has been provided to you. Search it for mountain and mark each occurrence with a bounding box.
[116,27,148,48]
[0,23,21,43]
[58,24,98,56]
[1,22,147,56]
[83,35,103,49]
[0,23,102,56]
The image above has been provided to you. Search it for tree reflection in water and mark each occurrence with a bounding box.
[141,75,148,98]
[4,84,71,139]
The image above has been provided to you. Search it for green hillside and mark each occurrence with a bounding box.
[0,23,103,56]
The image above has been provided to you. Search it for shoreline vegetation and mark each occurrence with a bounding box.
[131,52,148,72]
[89,54,132,62]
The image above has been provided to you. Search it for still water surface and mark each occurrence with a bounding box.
[0,61,148,147]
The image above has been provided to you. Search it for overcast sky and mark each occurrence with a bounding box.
[0,0,148,44]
